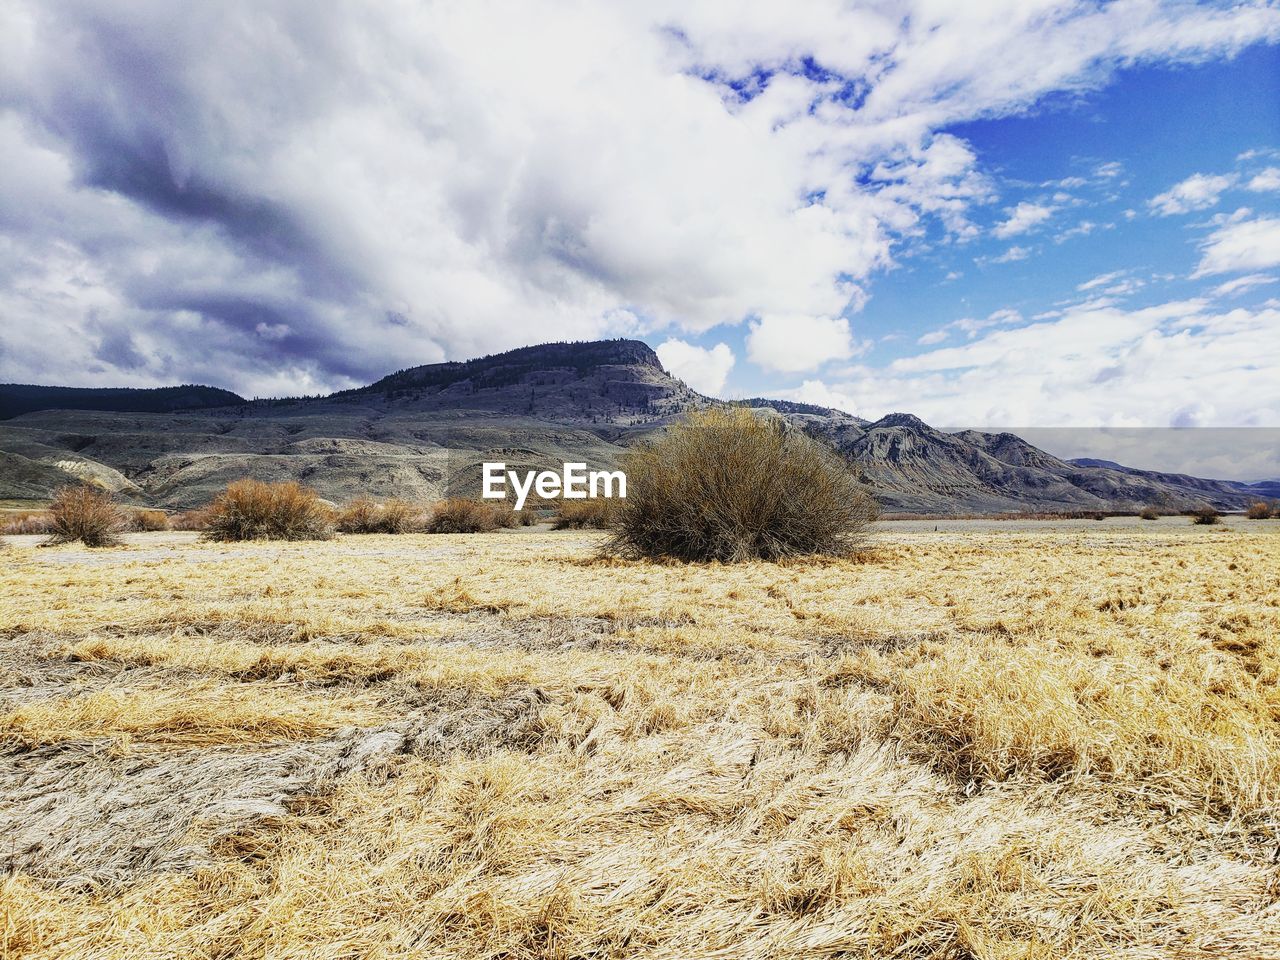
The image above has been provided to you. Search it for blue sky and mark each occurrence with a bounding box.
[2,1,1279,442]
[655,43,1280,426]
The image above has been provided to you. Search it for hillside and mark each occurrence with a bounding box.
[0,339,1258,512]
[0,384,244,421]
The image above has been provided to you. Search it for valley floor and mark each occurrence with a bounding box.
[1,522,1278,958]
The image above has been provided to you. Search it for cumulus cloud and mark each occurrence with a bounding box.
[746,314,857,373]
[1,0,1279,392]
[1148,172,1236,215]
[782,298,1280,428]
[1247,167,1280,192]
[993,201,1054,238]
[654,338,735,396]
[1193,213,1280,277]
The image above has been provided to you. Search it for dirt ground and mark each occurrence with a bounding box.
[1,521,1278,958]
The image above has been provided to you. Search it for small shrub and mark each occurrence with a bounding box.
[488,502,521,529]
[608,407,878,562]
[1,511,52,535]
[204,479,335,542]
[1245,501,1277,520]
[43,485,126,547]
[378,498,420,533]
[424,498,501,534]
[130,509,171,532]
[1191,506,1222,526]
[336,497,422,534]
[335,496,381,533]
[554,498,619,529]
[1139,506,1161,521]
[170,508,210,531]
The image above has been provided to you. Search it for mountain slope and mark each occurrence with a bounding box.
[0,384,245,420]
[0,339,1257,512]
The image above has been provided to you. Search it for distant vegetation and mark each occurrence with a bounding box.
[335,497,419,534]
[0,383,243,420]
[553,498,619,529]
[130,509,170,532]
[1191,506,1223,525]
[43,485,126,547]
[609,407,878,562]
[423,498,511,534]
[1246,500,1278,520]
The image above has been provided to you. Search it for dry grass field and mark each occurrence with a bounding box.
[2,520,1278,958]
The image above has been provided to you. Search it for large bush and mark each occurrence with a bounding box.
[1246,501,1277,520]
[607,407,878,562]
[204,479,335,541]
[44,485,127,547]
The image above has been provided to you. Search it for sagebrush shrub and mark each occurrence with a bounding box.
[1245,501,1276,520]
[44,485,126,547]
[336,497,421,534]
[1191,506,1222,526]
[170,508,210,531]
[607,407,878,562]
[1,511,53,535]
[554,498,619,529]
[130,509,171,532]
[424,498,502,534]
[204,479,335,541]
[1139,506,1160,520]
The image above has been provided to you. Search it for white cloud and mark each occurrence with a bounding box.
[746,314,855,373]
[1078,270,1126,292]
[993,201,1054,238]
[1210,273,1277,297]
[917,308,1023,344]
[784,298,1280,427]
[1148,172,1236,215]
[1,1,1279,390]
[1247,167,1280,192]
[654,338,735,396]
[1193,213,1280,277]
[987,246,1030,264]
[788,379,861,416]
[1054,220,1098,243]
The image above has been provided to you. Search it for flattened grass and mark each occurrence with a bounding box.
[2,521,1279,958]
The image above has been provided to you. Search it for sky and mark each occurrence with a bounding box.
[1,1,1279,442]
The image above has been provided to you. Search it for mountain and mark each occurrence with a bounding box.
[1071,459,1280,504]
[0,384,244,421]
[0,339,1258,513]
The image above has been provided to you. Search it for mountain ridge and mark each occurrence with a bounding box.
[0,339,1262,513]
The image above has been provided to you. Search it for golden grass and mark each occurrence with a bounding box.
[0,682,389,748]
[1,521,1279,957]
